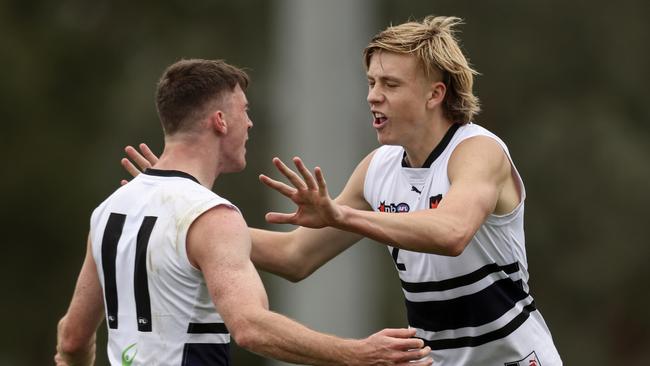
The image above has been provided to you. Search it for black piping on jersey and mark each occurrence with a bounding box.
[101,213,127,329]
[134,216,157,332]
[182,343,230,366]
[187,322,229,334]
[401,122,461,168]
[420,302,537,350]
[400,262,520,293]
[144,168,200,184]
[405,277,530,332]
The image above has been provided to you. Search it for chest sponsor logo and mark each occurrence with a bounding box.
[121,343,137,366]
[429,194,443,208]
[378,201,410,213]
[504,351,540,366]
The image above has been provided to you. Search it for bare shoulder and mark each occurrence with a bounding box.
[193,204,248,234]
[448,135,509,181]
[187,204,251,269]
[448,135,520,214]
[335,149,378,210]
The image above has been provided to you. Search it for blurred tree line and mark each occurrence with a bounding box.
[0,0,648,365]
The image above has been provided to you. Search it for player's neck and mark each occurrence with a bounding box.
[155,139,220,188]
[403,117,454,168]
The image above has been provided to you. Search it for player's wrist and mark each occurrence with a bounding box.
[338,338,364,365]
[331,204,351,229]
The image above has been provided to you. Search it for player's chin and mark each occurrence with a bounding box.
[236,159,247,171]
[225,158,247,173]
[375,132,395,146]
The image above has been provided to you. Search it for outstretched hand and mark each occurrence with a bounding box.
[259,157,344,228]
[120,143,159,185]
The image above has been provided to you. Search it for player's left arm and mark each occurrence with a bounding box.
[263,136,514,256]
[337,136,513,255]
[55,234,105,366]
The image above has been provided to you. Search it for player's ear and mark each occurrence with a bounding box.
[426,81,446,109]
[209,110,228,135]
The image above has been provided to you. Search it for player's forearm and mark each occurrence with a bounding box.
[336,205,474,256]
[249,228,302,280]
[232,309,356,365]
[250,227,360,281]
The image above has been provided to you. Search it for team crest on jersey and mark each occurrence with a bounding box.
[378,201,410,213]
[504,351,540,366]
[429,194,443,208]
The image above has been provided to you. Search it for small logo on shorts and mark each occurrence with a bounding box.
[504,350,540,366]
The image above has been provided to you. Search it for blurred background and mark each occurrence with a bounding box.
[1,0,649,365]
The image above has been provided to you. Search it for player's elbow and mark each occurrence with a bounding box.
[231,328,256,350]
[282,271,306,283]
[438,225,473,257]
[57,317,90,357]
[228,317,266,351]
[277,246,319,283]
[283,262,316,283]
[263,256,310,283]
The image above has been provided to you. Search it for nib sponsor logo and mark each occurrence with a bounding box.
[378,201,410,213]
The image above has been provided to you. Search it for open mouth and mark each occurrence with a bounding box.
[372,111,388,128]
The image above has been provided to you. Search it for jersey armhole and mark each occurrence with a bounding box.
[448,128,526,222]
[363,147,390,206]
[178,199,240,273]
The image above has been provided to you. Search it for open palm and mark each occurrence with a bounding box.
[259,157,343,228]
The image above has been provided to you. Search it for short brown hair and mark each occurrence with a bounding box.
[155,59,249,135]
[363,16,480,124]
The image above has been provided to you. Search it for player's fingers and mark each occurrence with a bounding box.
[273,158,307,189]
[293,157,318,190]
[314,167,329,197]
[390,346,431,364]
[121,157,141,178]
[54,353,68,366]
[379,328,418,339]
[125,145,152,171]
[259,174,298,197]
[395,355,433,366]
[139,143,159,165]
[120,179,129,186]
[265,212,296,224]
[394,337,425,351]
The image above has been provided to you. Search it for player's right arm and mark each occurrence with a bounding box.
[188,204,431,366]
[55,235,105,366]
[251,151,375,281]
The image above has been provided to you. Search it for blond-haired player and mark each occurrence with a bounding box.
[123,16,563,366]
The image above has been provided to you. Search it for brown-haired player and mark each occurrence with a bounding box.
[55,58,432,366]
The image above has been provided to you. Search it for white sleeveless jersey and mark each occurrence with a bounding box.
[364,123,562,366]
[90,169,234,366]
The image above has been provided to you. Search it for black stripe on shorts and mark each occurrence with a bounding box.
[406,278,529,331]
[421,302,537,350]
[187,322,229,334]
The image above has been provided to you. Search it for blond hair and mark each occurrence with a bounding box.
[363,16,480,124]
